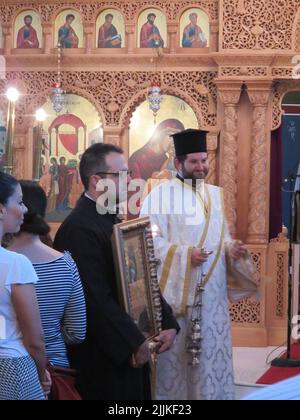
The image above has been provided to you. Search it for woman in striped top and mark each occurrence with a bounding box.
[0,172,51,400]
[8,181,86,368]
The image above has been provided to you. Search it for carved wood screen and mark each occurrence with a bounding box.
[1,0,298,346]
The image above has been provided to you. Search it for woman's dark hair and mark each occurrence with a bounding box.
[0,171,19,206]
[19,180,50,236]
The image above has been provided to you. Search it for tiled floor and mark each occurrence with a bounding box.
[235,384,266,400]
[233,346,285,400]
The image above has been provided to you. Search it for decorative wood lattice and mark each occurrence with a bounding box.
[272,80,300,130]
[230,251,262,325]
[0,70,218,129]
[220,66,269,78]
[0,70,219,186]
[276,253,285,318]
[222,0,300,50]
[272,67,294,80]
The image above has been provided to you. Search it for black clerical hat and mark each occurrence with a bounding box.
[172,129,208,157]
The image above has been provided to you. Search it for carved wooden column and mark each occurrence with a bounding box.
[126,24,135,54]
[43,24,52,54]
[217,81,242,237]
[3,24,12,55]
[13,133,28,179]
[104,126,123,148]
[246,81,272,244]
[207,131,219,186]
[84,23,94,54]
[210,22,219,52]
[168,24,177,54]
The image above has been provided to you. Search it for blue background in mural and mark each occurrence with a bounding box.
[282,114,300,233]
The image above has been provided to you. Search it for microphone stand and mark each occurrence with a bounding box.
[272,174,300,367]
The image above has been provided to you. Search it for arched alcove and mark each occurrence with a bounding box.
[96,9,125,48]
[137,8,167,48]
[128,94,198,181]
[36,93,103,222]
[54,9,84,48]
[13,10,42,49]
[179,7,210,48]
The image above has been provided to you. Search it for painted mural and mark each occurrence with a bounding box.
[180,8,209,48]
[38,94,102,221]
[55,10,84,48]
[138,9,167,48]
[14,10,42,49]
[96,9,125,48]
[129,95,198,182]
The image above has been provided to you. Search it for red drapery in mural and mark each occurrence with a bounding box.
[48,114,87,156]
[58,134,78,155]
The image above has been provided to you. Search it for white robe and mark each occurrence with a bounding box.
[141,178,235,400]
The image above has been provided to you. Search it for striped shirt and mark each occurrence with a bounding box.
[33,252,86,368]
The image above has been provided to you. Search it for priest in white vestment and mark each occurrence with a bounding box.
[141,129,247,400]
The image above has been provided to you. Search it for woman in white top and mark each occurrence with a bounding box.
[0,171,50,400]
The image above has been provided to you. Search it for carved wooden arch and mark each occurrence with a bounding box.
[177,4,213,23]
[12,7,41,26]
[119,86,205,132]
[0,6,32,26]
[16,84,105,133]
[272,80,300,130]
[63,84,106,127]
[92,6,126,24]
[51,6,86,25]
[134,5,168,22]
[1,4,64,25]
[292,7,300,51]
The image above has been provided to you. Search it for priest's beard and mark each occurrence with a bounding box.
[181,166,209,185]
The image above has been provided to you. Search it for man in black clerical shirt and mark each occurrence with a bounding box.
[54,143,179,400]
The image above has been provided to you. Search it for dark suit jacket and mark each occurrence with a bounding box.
[54,194,179,400]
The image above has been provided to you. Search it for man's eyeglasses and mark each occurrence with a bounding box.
[95,171,133,177]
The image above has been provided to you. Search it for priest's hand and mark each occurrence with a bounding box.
[131,341,150,368]
[191,248,212,268]
[154,329,177,354]
[230,240,248,261]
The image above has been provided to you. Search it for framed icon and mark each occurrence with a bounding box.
[112,217,163,339]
